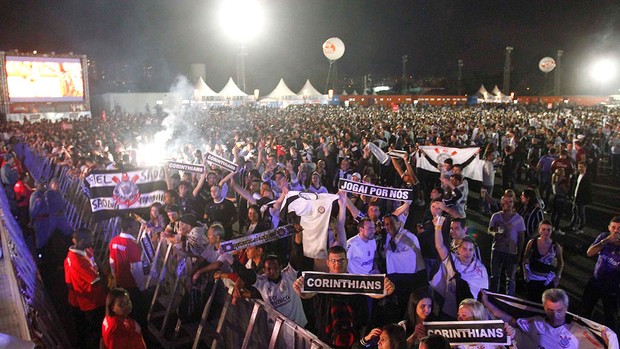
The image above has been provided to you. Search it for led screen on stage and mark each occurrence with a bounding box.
[5,56,85,102]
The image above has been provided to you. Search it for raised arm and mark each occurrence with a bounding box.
[164,165,173,190]
[392,201,411,218]
[334,191,348,247]
[345,195,362,219]
[480,290,516,326]
[192,172,206,197]
[229,180,257,205]
[434,216,449,261]
[391,156,406,177]
[219,171,235,187]
[403,153,419,185]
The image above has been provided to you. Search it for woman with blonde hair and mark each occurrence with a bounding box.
[456,298,511,349]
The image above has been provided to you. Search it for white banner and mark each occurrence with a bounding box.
[416,146,483,181]
[85,167,166,188]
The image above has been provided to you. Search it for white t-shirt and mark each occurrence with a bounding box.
[431,253,489,318]
[385,229,425,274]
[253,264,307,327]
[515,316,614,349]
[286,191,339,259]
[199,244,232,273]
[346,234,376,275]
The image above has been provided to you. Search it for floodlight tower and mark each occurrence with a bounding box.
[401,55,408,93]
[219,0,264,93]
[554,50,563,96]
[457,59,464,95]
[503,47,513,94]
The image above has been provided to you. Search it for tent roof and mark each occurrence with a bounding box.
[194,77,219,97]
[263,79,297,99]
[492,85,505,97]
[474,84,490,98]
[352,90,359,95]
[218,77,247,97]
[341,90,348,96]
[296,79,323,96]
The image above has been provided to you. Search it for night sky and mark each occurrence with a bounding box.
[1,0,619,95]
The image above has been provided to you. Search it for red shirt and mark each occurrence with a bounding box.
[576,148,586,163]
[14,180,33,208]
[102,315,146,349]
[109,233,142,289]
[64,247,107,311]
[551,157,574,176]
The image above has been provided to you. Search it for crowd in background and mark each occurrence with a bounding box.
[1,103,620,349]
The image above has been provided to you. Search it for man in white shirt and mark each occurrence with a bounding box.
[383,213,425,321]
[482,288,617,349]
[346,218,378,275]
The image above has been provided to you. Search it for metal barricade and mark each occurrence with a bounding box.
[190,281,330,349]
[0,182,72,348]
[14,143,331,349]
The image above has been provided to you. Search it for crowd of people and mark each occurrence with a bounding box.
[1,102,619,349]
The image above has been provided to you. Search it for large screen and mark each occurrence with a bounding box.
[5,56,85,102]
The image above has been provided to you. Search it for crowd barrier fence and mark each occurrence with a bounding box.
[13,143,330,348]
[0,178,72,347]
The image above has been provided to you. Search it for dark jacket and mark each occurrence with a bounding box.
[572,172,592,205]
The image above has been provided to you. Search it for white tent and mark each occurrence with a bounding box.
[218,77,248,98]
[341,90,348,96]
[296,79,323,98]
[352,90,359,95]
[492,85,503,97]
[193,77,220,100]
[263,78,297,100]
[492,85,512,103]
[475,85,490,99]
[474,84,512,104]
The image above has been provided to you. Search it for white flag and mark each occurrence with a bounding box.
[416,146,483,181]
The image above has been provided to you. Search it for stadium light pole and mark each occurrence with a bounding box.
[588,57,618,95]
[219,0,264,93]
[503,47,513,94]
[589,58,617,84]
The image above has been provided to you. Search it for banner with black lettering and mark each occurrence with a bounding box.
[167,161,205,174]
[220,225,296,253]
[205,152,238,172]
[301,271,385,296]
[424,320,510,346]
[83,167,167,221]
[338,178,413,202]
[416,146,483,181]
[485,291,618,349]
[141,236,155,264]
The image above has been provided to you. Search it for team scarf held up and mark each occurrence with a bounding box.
[338,178,413,202]
[485,291,619,349]
[416,145,484,181]
[167,161,205,174]
[84,167,167,221]
[205,152,238,172]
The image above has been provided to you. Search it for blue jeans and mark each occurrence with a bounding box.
[490,250,518,296]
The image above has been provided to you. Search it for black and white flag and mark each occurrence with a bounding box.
[84,167,167,221]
